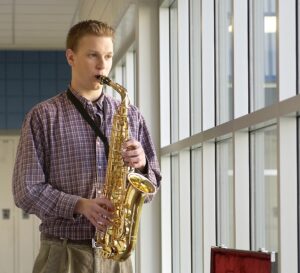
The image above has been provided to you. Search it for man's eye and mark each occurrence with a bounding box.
[89,53,97,58]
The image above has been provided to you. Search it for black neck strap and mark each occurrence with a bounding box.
[66,89,109,159]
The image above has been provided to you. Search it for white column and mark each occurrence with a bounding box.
[278,0,296,100]
[277,0,297,270]
[278,117,298,273]
[135,1,161,273]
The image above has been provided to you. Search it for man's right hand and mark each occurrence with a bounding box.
[74,198,115,232]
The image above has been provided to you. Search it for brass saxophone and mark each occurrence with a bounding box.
[93,75,156,262]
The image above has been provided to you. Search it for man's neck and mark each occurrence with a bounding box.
[70,85,103,102]
[79,89,102,102]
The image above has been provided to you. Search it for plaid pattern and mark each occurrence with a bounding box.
[12,90,161,240]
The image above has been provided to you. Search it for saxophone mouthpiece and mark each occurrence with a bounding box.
[96,75,111,86]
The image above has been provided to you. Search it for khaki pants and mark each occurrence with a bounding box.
[32,238,133,273]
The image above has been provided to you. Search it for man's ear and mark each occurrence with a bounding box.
[66,49,75,66]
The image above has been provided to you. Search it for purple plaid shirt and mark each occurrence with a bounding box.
[12,89,161,240]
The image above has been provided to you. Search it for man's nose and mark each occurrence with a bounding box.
[96,57,105,69]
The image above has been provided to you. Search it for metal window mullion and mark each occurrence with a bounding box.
[179,150,191,273]
[171,155,180,273]
[233,131,250,250]
[202,141,216,273]
[191,147,203,273]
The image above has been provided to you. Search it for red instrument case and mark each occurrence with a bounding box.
[210,247,277,273]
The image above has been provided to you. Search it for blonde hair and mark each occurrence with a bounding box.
[66,20,115,51]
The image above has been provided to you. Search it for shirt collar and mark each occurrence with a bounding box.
[68,85,104,112]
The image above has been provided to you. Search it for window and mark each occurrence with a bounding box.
[171,153,180,273]
[216,137,234,247]
[191,147,203,273]
[190,0,202,134]
[160,0,298,272]
[250,0,277,111]
[216,0,234,124]
[250,125,278,251]
[170,1,179,143]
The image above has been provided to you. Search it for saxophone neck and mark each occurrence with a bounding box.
[120,91,129,108]
[97,75,128,103]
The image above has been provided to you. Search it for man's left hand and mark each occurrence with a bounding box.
[122,139,146,172]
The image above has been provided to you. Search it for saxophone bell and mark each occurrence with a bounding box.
[128,172,156,195]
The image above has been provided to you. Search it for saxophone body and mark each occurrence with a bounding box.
[93,75,156,261]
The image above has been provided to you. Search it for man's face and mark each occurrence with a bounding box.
[66,35,114,91]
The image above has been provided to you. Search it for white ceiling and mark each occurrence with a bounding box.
[0,0,138,59]
[0,0,80,49]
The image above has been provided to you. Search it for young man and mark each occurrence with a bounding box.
[12,20,161,273]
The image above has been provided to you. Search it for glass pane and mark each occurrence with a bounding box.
[216,0,234,124]
[123,52,136,105]
[170,1,179,143]
[107,66,122,98]
[133,52,137,104]
[171,154,180,273]
[250,0,277,110]
[250,125,278,251]
[190,0,202,134]
[191,147,203,273]
[216,138,234,247]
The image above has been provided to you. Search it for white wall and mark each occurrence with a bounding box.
[0,135,40,273]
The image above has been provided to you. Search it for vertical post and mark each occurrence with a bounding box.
[278,117,298,273]
[233,0,248,118]
[202,0,215,130]
[202,141,216,273]
[234,131,250,249]
[136,1,161,273]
